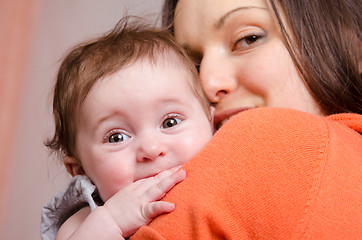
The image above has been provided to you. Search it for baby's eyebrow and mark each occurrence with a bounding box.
[93,111,125,129]
[159,97,185,104]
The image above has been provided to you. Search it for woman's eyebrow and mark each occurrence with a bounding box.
[214,6,267,29]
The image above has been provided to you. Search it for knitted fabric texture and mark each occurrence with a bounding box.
[132,108,362,240]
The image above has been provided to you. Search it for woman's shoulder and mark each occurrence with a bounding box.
[222,107,361,137]
[215,107,329,147]
[226,107,325,128]
[209,107,361,165]
[183,107,362,238]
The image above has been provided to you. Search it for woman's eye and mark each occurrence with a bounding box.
[186,50,202,73]
[105,132,130,144]
[161,116,182,129]
[195,63,200,73]
[232,34,264,52]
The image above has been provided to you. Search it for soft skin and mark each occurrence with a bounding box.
[68,57,213,202]
[174,0,323,127]
[59,55,214,239]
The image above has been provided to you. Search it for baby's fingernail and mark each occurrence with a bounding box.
[173,165,183,171]
[178,169,186,177]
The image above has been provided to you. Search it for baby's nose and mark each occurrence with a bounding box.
[136,133,166,162]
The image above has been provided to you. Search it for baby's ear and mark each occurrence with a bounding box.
[63,156,85,176]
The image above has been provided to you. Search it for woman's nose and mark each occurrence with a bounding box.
[199,54,237,103]
[136,133,166,162]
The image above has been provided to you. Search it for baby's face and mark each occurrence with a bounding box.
[75,57,213,201]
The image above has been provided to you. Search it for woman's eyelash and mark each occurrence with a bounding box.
[189,57,201,72]
[195,63,200,72]
[232,32,266,51]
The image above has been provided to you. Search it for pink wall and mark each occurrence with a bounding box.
[1,1,162,239]
[0,0,41,230]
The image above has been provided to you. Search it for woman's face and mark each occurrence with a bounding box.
[174,0,323,128]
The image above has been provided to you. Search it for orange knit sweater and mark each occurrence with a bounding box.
[131,108,362,240]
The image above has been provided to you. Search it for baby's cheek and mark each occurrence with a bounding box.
[97,173,133,202]
[179,138,208,164]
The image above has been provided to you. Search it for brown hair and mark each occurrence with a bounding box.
[162,0,362,114]
[46,16,209,159]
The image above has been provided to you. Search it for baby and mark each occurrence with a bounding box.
[41,17,213,240]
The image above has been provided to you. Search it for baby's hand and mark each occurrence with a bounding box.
[103,166,186,237]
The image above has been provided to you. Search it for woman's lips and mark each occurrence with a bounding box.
[214,107,252,129]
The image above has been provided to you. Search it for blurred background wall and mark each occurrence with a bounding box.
[0,1,163,239]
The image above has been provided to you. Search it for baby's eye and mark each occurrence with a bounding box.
[161,116,183,129]
[232,33,265,52]
[105,131,130,144]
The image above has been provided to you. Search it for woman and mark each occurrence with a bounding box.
[130,0,362,239]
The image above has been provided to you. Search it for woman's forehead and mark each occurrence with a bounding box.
[173,0,273,48]
[174,0,269,23]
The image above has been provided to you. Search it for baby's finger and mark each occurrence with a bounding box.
[145,169,186,201]
[132,166,184,191]
[142,201,176,221]
[152,165,183,182]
